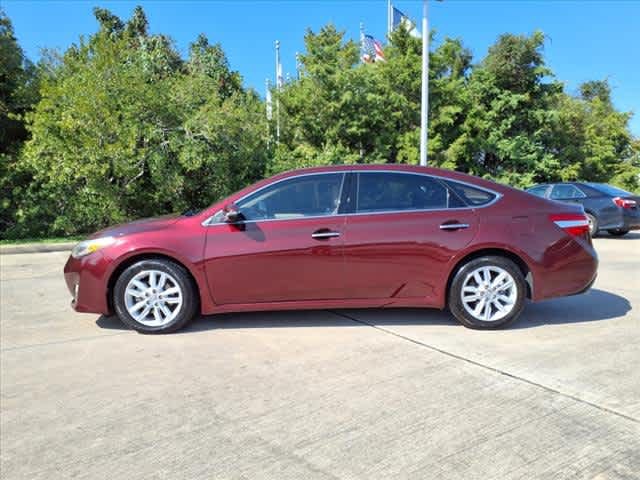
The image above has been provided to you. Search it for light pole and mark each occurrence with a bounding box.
[275,40,281,144]
[419,0,430,167]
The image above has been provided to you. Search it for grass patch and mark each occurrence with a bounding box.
[0,236,83,246]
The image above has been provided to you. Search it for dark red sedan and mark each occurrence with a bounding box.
[64,165,598,333]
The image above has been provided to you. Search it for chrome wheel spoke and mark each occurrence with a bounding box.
[160,286,180,297]
[492,299,508,314]
[153,306,163,324]
[131,280,147,292]
[472,298,486,317]
[482,267,491,284]
[496,294,513,304]
[135,305,152,322]
[462,293,481,302]
[130,299,147,313]
[484,302,492,321]
[491,272,507,288]
[126,287,144,298]
[159,304,172,318]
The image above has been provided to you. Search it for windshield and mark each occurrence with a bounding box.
[586,183,632,196]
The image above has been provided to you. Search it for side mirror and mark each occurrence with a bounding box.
[223,205,244,224]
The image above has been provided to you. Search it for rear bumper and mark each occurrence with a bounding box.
[621,211,640,230]
[533,236,598,301]
[602,208,640,231]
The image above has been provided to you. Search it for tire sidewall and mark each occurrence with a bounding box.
[586,213,598,236]
[113,259,197,334]
[448,256,526,329]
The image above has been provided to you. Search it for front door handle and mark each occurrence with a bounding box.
[439,222,470,231]
[311,229,341,239]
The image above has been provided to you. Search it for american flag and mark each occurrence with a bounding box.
[362,34,385,63]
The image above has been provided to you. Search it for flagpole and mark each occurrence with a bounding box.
[265,78,271,145]
[387,0,392,37]
[419,0,429,166]
[360,22,365,63]
[275,40,281,144]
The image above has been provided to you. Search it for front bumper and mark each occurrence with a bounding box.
[63,252,112,314]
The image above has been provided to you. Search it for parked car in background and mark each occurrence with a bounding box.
[65,165,598,334]
[526,182,640,236]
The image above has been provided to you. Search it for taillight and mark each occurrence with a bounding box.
[549,213,590,237]
[613,197,637,209]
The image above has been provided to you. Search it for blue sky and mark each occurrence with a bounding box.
[4,0,640,135]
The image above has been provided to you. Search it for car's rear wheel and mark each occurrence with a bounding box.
[607,229,629,237]
[113,259,198,334]
[448,256,526,329]
[586,213,598,236]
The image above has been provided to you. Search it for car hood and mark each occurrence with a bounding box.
[89,214,182,239]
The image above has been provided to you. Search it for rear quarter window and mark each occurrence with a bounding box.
[445,180,497,206]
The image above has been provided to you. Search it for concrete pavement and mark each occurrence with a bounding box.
[1,234,639,479]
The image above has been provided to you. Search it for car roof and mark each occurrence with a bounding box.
[273,164,511,193]
[528,182,588,188]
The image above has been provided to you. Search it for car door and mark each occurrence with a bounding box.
[203,172,348,305]
[341,171,481,303]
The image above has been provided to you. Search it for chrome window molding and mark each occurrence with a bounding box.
[202,170,503,227]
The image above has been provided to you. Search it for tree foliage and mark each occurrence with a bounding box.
[1,6,638,239]
[3,7,267,238]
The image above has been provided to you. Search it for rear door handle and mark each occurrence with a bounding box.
[311,229,341,239]
[439,222,470,231]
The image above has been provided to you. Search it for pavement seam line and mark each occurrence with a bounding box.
[1,331,132,352]
[329,310,639,425]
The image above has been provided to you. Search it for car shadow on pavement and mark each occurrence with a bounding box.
[96,288,630,333]
[597,231,640,240]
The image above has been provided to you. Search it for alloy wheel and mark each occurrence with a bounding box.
[460,266,517,322]
[124,270,183,327]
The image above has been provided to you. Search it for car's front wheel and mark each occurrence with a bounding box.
[448,256,526,329]
[113,258,198,334]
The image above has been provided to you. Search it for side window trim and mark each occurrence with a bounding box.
[203,170,502,226]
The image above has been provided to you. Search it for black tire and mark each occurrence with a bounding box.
[448,256,526,329]
[607,229,629,237]
[113,258,198,334]
[586,212,598,236]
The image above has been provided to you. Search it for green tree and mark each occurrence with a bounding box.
[1,9,41,234]
[7,6,267,238]
[547,80,638,190]
[452,32,563,186]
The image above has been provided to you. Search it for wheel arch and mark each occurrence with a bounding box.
[445,248,533,302]
[106,252,202,313]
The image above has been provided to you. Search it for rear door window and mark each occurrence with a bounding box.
[550,184,586,200]
[356,172,452,213]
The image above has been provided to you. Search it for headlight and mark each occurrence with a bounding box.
[71,236,116,259]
